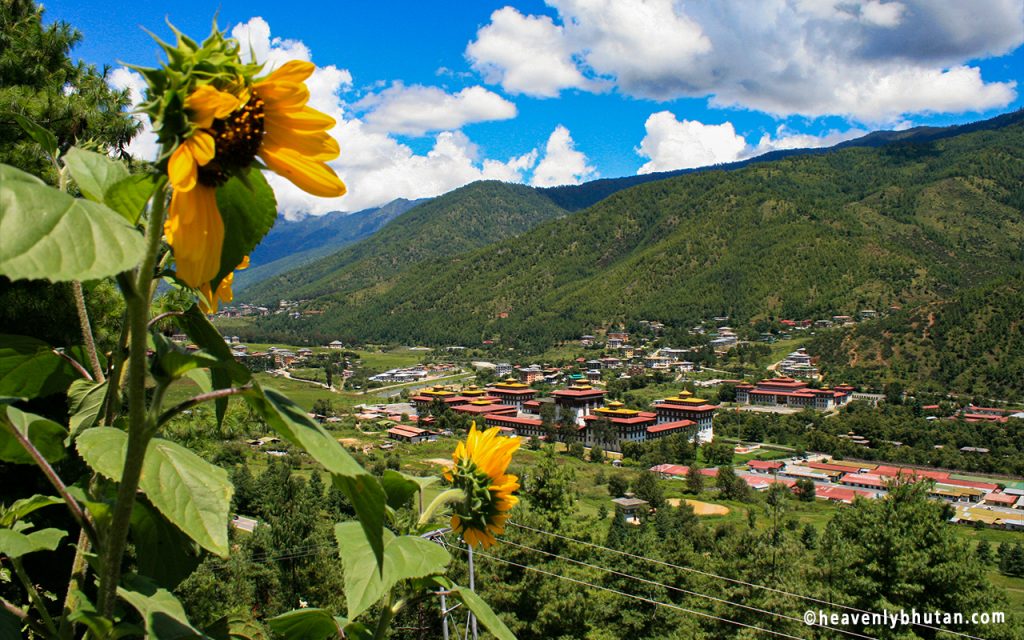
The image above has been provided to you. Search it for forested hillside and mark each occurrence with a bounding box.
[812,276,1024,400]
[246,114,1024,350]
[242,181,568,303]
[235,198,424,291]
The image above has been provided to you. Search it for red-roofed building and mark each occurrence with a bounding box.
[646,419,697,440]
[816,485,874,504]
[552,384,606,424]
[451,401,517,417]
[841,473,888,490]
[740,474,796,491]
[484,413,543,438]
[747,459,785,473]
[486,378,539,411]
[653,390,718,443]
[387,425,435,444]
[581,402,657,449]
[984,492,1018,507]
[736,377,852,410]
[411,386,471,413]
[650,464,718,479]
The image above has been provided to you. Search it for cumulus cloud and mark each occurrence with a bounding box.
[636,111,865,174]
[109,17,539,218]
[465,6,603,97]
[530,125,596,187]
[467,0,1022,122]
[356,83,516,136]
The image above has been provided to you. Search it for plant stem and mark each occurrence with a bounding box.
[72,281,105,383]
[417,489,466,529]
[372,594,398,640]
[97,177,167,618]
[12,559,58,637]
[0,417,97,546]
[58,529,91,640]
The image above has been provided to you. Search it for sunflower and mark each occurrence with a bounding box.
[444,424,521,548]
[164,60,346,309]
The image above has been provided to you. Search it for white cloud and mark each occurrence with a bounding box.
[636,113,746,174]
[530,125,596,187]
[107,67,161,161]
[465,6,602,97]
[110,18,540,219]
[636,111,866,174]
[357,83,516,136]
[468,0,1023,122]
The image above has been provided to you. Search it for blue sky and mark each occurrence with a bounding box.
[46,0,1024,216]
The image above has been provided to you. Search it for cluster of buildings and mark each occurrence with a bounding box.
[735,377,855,411]
[776,348,819,379]
[408,381,719,451]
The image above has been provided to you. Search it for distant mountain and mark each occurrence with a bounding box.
[538,109,1024,212]
[235,198,425,291]
[241,181,568,303]
[243,110,1024,357]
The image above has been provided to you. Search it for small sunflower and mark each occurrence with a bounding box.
[164,60,346,310]
[444,424,521,548]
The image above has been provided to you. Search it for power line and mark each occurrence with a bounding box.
[444,539,810,640]
[499,538,877,640]
[507,521,989,640]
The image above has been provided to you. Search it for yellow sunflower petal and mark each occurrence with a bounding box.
[165,186,224,287]
[263,129,339,161]
[188,131,216,166]
[258,146,346,198]
[186,84,242,129]
[253,80,311,110]
[168,142,197,192]
[264,106,336,132]
[260,60,315,84]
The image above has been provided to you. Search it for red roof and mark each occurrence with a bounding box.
[873,465,949,481]
[451,403,517,415]
[740,473,795,488]
[552,388,607,398]
[750,390,815,398]
[584,413,657,426]
[487,387,537,397]
[654,402,718,412]
[841,473,888,489]
[646,420,695,434]
[984,492,1017,505]
[484,413,542,427]
[748,459,784,470]
[816,486,873,503]
[650,463,689,476]
[941,478,999,491]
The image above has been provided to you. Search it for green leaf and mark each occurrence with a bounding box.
[450,585,516,640]
[130,499,201,589]
[267,609,346,640]
[176,306,250,426]
[151,333,220,383]
[380,470,421,510]
[0,164,146,282]
[203,614,266,640]
[334,522,450,620]
[1,495,62,527]
[0,406,67,464]
[66,589,114,639]
[77,428,232,556]
[213,170,277,289]
[0,527,66,558]
[104,173,157,224]
[63,147,130,203]
[12,114,57,157]
[249,386,385,569]
[118,575,206,639]
[0,334,78,397]
[184,369,213,395]
[68,379,107,435]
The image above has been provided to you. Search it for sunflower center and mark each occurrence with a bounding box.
[198,92,265,187]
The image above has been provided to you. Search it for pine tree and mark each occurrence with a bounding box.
[976,539,992,565]
[686,465,704,495]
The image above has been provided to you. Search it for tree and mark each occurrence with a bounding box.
[976,539,993,566]
[794,478,816,501]
[608,473,629,498]
[633,471,664,510]
[801,523,818,550]
[567,440,585,459]
[686,465,704,495]
[525,446,577,522]
[703,440,734,466]
[590,444,605,464]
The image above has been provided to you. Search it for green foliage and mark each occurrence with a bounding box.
[0,163,146,282]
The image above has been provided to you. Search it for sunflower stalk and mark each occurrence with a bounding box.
[418,489,466,528]
[97,177,169,618]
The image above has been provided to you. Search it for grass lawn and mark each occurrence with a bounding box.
[353,347,431,374]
